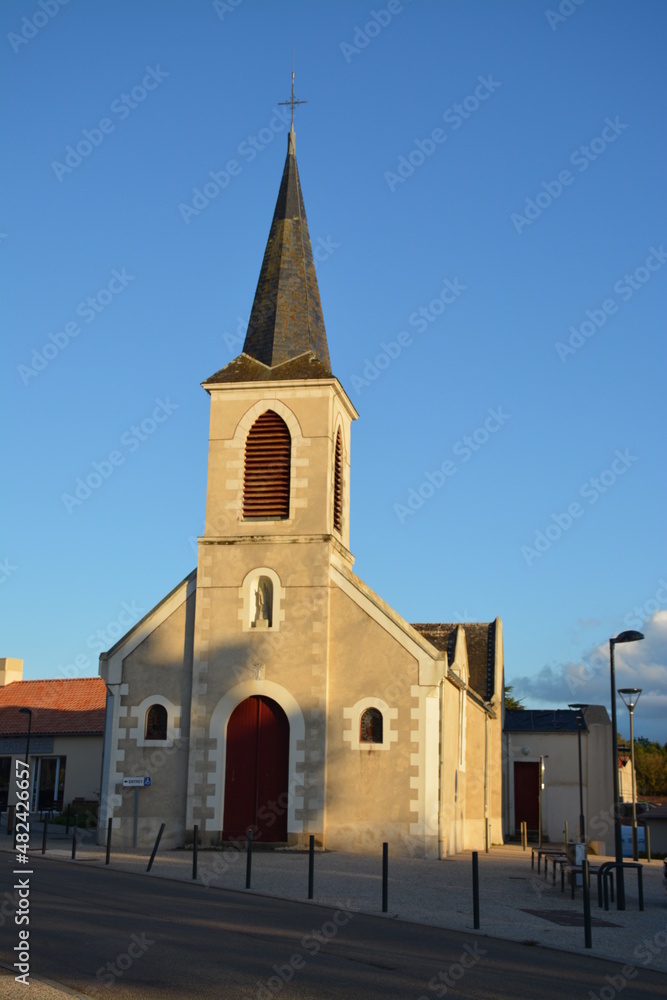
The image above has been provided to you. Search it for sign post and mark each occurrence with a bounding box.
[122,777,151,849]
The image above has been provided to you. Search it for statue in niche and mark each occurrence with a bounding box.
[252,576,273,629]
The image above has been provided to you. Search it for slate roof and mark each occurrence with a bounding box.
[412,621,499,701]
[204,351,333,387]
[206,127,331,386]
[643,804,667,820]
[504,709,587,733]
[0,678,106,736]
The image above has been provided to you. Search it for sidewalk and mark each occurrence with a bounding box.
[1,835,666,997]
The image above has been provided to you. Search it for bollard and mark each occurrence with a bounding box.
[147,823,166,872]
[71,816,78,860]
[245,829,253,889]
[42,814,48,855]
[193,825,198,880]
[472,851,480,929]
[646,826,651,863]
[382,842,388,913]
[522,821,527,850]
[105,817,113,865]
[65,804,71,836]
[582,859,592,948]
[308,835,314,900]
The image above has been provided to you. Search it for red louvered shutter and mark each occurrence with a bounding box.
[243,411,291,519]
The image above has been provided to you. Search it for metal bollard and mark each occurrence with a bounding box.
[472,851,480,929]
[245,829,253,889]
[193,825,198,880]
[582,859,592,948]
[147,823,166,872]
[646,826,651,863]
[105,817,112,865]
[308,835,314,900]
[382,842,388,913]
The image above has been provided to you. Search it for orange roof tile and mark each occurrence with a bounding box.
[0,678,106,736]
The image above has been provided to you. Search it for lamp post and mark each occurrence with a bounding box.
[609,630,644,910]
[568,704,588,843]
[18,707,32,813]
[618,688,642,862]
[537,755,547,849]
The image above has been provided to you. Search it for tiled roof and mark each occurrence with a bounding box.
[0,678,106,736]
[205,128,332,385]
[412,621,498,700]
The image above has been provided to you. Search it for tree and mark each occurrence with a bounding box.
[633,740,667,797]
[504,685,524,710]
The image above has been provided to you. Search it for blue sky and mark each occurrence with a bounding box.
[2,0,665,742]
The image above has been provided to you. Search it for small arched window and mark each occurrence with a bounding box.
[333,428,343,533]
[243,410,291,520]
[145,704,168,741]
[360,708,383,744]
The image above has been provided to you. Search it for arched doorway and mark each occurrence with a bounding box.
[222,696,289,842]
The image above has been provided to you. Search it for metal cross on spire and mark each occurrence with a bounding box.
[278,52,307,128]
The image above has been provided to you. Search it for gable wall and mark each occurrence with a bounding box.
[326,584,428,855]
[101,591,194,848]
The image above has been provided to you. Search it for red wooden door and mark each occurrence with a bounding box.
[514,761,539,832]
[223,696,289,842]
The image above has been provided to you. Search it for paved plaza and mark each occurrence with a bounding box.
[1,830,665,996]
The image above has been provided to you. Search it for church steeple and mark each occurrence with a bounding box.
[240,126,331,372]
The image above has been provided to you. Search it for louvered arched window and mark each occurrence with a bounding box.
[333,428,343,533]
[243,410,291,519]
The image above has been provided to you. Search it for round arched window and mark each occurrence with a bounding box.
[145,704,168,741]
[360,708,383,744]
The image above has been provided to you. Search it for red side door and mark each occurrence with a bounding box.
[514,761,540,833]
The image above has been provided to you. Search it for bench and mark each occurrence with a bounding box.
[531,848,565,874]
[545,853,569,885]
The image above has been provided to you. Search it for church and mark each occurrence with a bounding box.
[98,117,504,859]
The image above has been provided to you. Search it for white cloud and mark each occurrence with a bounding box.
[508,611,667,744]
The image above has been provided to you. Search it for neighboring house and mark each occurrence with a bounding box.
[503,707,615,852]
[642,804,667,854]
[97,124,505,857]
[0,658,106,814]
[617,750,635,803]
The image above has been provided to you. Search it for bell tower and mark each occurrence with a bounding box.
[185,118,357,844]
[199,124,357,551]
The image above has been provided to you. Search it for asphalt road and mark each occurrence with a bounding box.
[1,857,665,999]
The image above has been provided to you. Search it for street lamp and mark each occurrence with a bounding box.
[568,703,588,843]
[609,630,644,910]
[618,688,642,862]
[18,707,32,813]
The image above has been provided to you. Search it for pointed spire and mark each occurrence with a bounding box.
[241,124,332,373]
